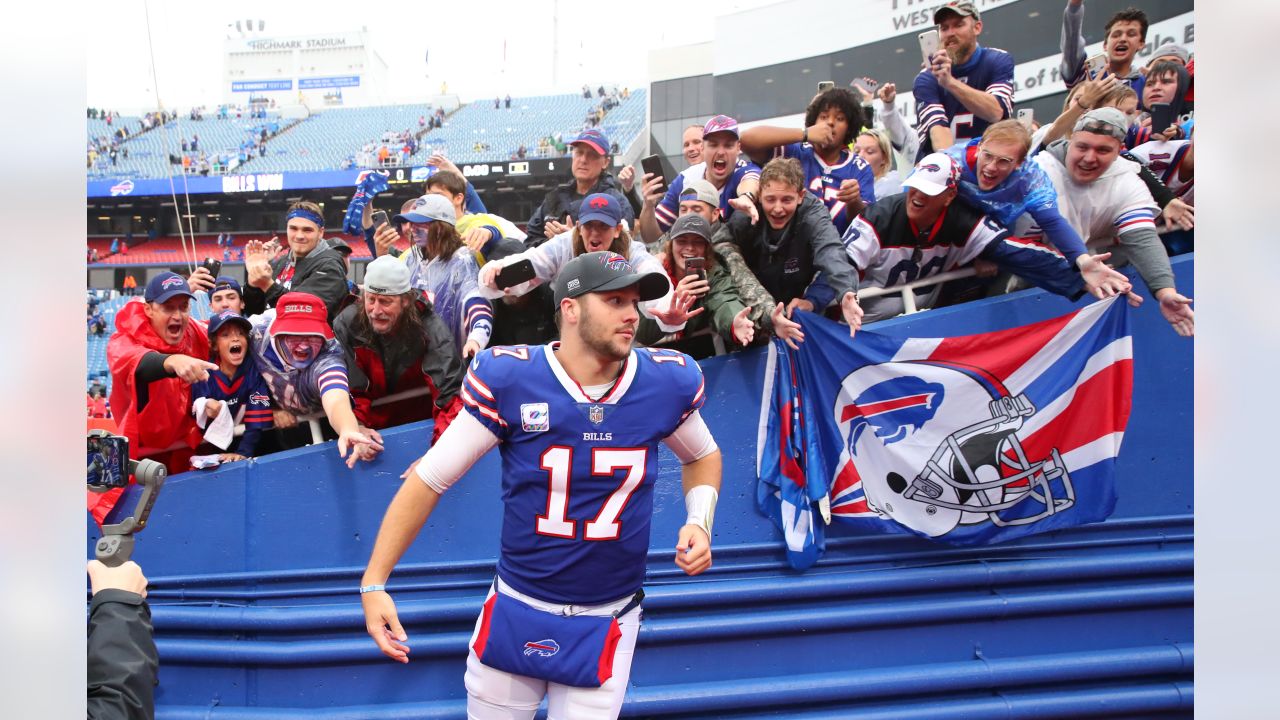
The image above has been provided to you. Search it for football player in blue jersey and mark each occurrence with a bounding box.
[740,87,877,233]
[913,1,1016,159]
[361,251,722,719]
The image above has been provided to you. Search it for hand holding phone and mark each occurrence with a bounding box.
[495,259,537,290]
[371,209,390,229]
[201,257,222,278]
[640,155,667,193]
[919,30,941,66]
[684,256,706,281]
[1086,53,1109,78]
[1016,108,1034,130]
[817,81,835,93]
[1148,103,1175,138]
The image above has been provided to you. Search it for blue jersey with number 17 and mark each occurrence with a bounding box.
[460,343,706,605]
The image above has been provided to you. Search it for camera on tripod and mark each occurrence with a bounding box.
[87,430,166,566]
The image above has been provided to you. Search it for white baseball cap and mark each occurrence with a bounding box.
[902,153,961,196]
[361,255,412,296]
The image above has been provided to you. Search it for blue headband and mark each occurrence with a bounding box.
[286,208,325,228]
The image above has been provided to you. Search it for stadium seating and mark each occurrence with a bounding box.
[88,234,373,266]
[88,90,646,178]
[422,90,648,165]
[238,105,431,173]
[88,114,295,180]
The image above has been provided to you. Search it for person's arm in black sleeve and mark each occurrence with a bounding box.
[421,309,465,410]
[87,590,157,720]
[241,285,268,316]
[292,256,351,323]
[1122,151,1176,209]
[524,202,549,249]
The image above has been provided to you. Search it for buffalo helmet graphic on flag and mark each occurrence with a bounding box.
[833,360,1075,538]
[757,296,1132,566]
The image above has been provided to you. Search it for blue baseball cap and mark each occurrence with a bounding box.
[144,272,196,304]
[211,276,242,296]
[568,128,610,156]
[578,193,624,227]
[207,310,252,340]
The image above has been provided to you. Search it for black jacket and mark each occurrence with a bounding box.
[243,241,352,323]
[717,193,859,305]
[87,590,157,720]
[524,173,634,248]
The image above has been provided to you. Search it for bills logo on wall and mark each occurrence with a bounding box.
[758,297,1132,568]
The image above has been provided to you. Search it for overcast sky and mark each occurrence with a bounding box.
[87,0,781,112]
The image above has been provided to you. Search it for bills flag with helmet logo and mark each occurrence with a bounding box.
[757,297,1132,569]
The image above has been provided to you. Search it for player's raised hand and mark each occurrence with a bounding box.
[770,302,804,349]
[363,590,411,663]
[675,525,712,576]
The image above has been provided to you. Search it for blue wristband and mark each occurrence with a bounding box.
[359,584,386,594]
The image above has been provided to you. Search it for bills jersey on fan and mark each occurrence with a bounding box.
[1127,140,1194,205]
[460,344,706,605]
[775,143,877,233]
[913,46,1015,159]
[654,159,761,231]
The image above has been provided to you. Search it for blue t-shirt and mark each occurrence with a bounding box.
[460,344,706,605]
[654,159,761,231]
[913,45,1016,159]
[776,142,877,234]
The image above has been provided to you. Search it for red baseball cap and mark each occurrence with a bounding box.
[269,292,334,339]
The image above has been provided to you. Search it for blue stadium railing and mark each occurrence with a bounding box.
[89,255,1193,719]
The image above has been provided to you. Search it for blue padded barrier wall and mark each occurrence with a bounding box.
[90,255,1193,719]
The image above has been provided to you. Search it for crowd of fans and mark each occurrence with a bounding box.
[101,0,1193,474]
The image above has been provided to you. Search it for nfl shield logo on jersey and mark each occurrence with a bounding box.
[588,405,605,425]
[520,403,550,432]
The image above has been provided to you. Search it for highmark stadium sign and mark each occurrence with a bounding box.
[86,159,571,198]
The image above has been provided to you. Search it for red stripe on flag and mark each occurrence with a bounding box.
[1007,359,1133,465]
[927,308,1081,379]
[841,393,933,423]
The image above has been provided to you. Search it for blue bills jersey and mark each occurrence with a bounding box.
[776,143,877,234]
[654,159,761,231]
[460,344,706,605]
[913,45,1015,159]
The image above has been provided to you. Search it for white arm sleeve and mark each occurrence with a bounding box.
[414,411,501,494]
[662,410,718,464]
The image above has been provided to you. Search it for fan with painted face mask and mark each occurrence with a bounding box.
[247,291,382,466]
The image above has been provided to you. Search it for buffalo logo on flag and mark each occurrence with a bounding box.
[833,361,1074,538]
[523,639,560,657]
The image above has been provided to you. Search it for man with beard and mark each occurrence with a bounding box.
[247,291,382,463]
[191,310,273,460]
[361,251,723,720]
[107,272,218,473]
[333,256,465,453]
[913,1,1015,159]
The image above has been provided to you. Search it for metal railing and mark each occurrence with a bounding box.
[854,267,978,315]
